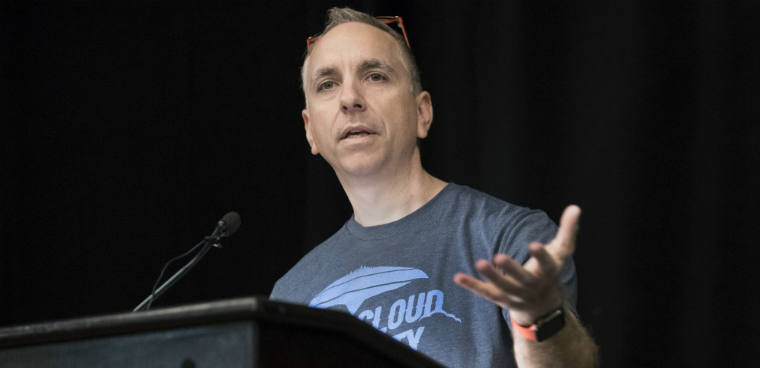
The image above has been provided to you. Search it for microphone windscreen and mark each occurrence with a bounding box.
[221,211,241,236]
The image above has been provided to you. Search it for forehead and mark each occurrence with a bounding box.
[305,22,405,76]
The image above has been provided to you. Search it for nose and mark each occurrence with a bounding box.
[339,80,365,113]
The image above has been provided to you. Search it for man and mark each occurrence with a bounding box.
[271,7,598,367]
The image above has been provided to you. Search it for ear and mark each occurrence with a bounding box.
[415,91,434,139]
[302,108,319,155]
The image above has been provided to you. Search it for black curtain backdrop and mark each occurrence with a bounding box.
[2,1,759,366]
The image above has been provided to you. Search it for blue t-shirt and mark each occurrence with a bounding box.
[270,183,577,367]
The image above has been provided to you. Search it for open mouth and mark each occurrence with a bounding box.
[341,127,377,140]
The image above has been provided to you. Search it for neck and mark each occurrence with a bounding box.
[335,151,447,227]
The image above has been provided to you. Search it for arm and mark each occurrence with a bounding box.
[512,302,597,367]
[454,205,598,368]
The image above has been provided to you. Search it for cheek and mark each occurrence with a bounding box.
[394,99,420,134]
[313,125,332,147]
[309,109,334,140]
[384,93,416,120]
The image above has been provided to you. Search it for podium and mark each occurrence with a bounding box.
[0,297,444,367]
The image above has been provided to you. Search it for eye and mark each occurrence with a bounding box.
[317,80,337,92]
[367,72,388,82]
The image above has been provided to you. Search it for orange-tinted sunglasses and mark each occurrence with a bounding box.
[305,16,410,50]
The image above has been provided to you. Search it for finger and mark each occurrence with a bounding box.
[453,273,525,308]
[475,260,523,295]
[529,242,559,279]
[551,205,581,260]
[493,254,533,285]
[453,272,504,301]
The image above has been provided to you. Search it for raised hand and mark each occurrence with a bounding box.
[453,205,581,325]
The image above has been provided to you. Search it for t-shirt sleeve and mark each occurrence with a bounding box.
[269,266,306,304]
[269,279,285,301]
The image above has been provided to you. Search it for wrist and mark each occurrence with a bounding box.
[509,293,564,326]
[511,305,566,342]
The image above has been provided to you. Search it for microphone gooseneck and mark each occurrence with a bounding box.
[133,211,241,312]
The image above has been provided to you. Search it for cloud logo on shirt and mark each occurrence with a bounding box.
[309,266,463,351]
[309,266,429,314]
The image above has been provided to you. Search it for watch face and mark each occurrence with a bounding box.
[535,308,566,342]
[537,308,564,324]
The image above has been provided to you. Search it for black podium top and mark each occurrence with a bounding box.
[0,297,445,367]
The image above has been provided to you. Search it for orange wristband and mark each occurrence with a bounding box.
[511,307,565,342]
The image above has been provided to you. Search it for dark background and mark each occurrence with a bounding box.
[2,0,759,366]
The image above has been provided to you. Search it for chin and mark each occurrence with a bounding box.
[342,163,383,177]
[336,155,386,178]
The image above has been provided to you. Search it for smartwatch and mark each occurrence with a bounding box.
[511,306,566,342]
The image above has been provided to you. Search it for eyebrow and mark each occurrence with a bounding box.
[357,59,395,74]
[311,59,396,84]
[313,66,338,81]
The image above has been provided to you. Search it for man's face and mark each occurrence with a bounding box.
[301,22,432,179]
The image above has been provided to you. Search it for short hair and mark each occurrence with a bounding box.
[301,7,423,99]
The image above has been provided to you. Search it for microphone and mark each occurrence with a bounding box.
[133,211,242,312]
[205,211,241,246]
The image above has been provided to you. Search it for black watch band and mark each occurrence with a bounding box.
[512,306,566,342]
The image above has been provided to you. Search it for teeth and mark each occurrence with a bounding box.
[346,130,370,138]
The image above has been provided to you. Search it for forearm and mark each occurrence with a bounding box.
[512,307,598,368]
